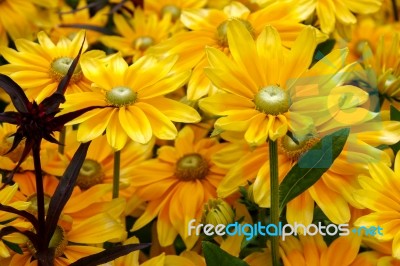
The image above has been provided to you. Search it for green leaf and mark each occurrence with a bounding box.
[390,105,400,154]
[312,39,336,65]
[279,128,350,213]
[3,239,22,254]
[202,241,249,266]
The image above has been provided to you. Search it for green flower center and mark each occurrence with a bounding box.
[27,193,51,215]
[49,57,82,83]
[106,86,137,107]
[161,4,181,21]
[28,225,68,258]
[254,85,290,115]
[175,153,209,181]
[76,159,104,189]
[133,36,155,51]
[279,134,320,160]
[217,18,254,47]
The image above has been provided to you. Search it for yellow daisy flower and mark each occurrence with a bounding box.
[280,234,362,266]
[0,30,102,102]
[354,151,400,259]
[144,0,207,21]
[361,33,400,110]
[151,1,325,100]
[100,8,174,61]
[199,20,352,144]
[13,171,126,224]
[50,0,110,45]
[0,183,31,258]
[299,0,382,35]
[9,212,125,265]
[218,117,400,225]
[130,126,232,249]
[59,53,201,150]
[0,0,46,46]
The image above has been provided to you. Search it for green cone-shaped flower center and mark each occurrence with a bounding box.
[76,159,104,189]
[176,153,209,181]
[254,85,290,115]
[217,18,254,47]
[28,225,68,258]
[202,198,235,227]
[50,57,82,82]
[49,226,68,257]
[133,36,155,51]
[161,5,181,21]
[106,86,137,107]
[27,193,51,215]
[280,134,320,160]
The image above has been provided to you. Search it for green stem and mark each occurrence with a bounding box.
[112,150,121,199]
[393,0,399,21]
[269,140,280,266]
[58,127,66,155]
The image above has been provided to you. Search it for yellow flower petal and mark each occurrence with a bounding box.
[143,98,201,123]
[119,106,152,144]
[106,111,128,150]
[77,108,115,142]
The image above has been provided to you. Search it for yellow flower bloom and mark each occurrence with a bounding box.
[354,151,400,259]
[0,0,45,46]
[144,0,207,21]
[130,126,231,249]
[0,183,31,258]
[100,9,174,61]
[50,0,110,45]
[299,0,382,35]
[0,30,101,102]
[9,212,125,265]
[199,20,350,144]
[151,1,326,100]
[280,234,362,266]
[59,53,200,150]
[361,33,400,110]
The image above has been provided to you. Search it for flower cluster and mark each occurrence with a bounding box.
[0,0,399,265]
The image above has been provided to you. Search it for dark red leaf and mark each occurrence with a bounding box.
[45,141,91,244]
[69,243,151,266]
[0,75,29,113]
[51,106,103,130]
[59,24,116,35]
[54,36,86,99]
[0,112,20,124]
[41,94,65,115]
[0,203,39,232]
[0,226,38,249]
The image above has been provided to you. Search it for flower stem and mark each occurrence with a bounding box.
[32,142,46,254]
[58,127,66,155]
[112,150,121,199]
[269,140,280,266]
[393,0,399,21]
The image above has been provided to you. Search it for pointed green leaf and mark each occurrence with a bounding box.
[202,241,249,266]
[69,243,151,266]
[390,105,400,154]
[3,239,23,254]
[279,128,350,214]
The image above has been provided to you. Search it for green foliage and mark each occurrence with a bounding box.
[279,128,350,214]
[390,105,400,154]
[202,241,249,266]
[3,239,23,254]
